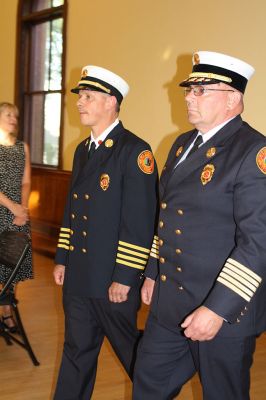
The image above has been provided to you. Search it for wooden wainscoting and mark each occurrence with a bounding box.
[30,166,71,257]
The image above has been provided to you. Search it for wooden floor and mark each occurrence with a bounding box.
[0,251,266,399]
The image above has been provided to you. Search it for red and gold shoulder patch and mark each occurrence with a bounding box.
[137,150,154,174]
[256,147,266,175]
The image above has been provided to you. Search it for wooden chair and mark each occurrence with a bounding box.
[0,230,40,366]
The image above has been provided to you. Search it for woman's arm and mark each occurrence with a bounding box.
[21,142,31,208]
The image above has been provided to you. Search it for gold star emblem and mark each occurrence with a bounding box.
[176,146,183,157]
[206,147,216,158]
[105,139,114,148]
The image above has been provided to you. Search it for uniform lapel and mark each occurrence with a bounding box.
[159,130,196,196]
[166,115,243,188]
[73,122,124,188]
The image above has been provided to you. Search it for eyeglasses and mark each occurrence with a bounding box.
[183,86,235,97]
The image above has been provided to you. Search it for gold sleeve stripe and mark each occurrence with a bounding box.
[57,244,70,250]
[117,246,149,259]
[227,258,262,283]
[217,277,251,302]
[224,263,260,289]
[222,267,257,292]
[59,233,70,238]
[60,227,71,232]
[116,253,147,265]
[58,239,70,244]
[116,258,145,270]
[219,272,254,298]
[150,246,159,253]
[149,235,160,258]
[150,250,159,259]
[118,240,150,254]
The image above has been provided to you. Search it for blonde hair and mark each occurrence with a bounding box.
[0,102,19,137]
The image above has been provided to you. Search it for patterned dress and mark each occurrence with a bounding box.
[0,140,33,283]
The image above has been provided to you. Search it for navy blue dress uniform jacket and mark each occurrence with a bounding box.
[145,115,266,337]
[55,121,158,297]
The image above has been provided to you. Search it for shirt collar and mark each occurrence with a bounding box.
[199,116,236,143]
[90,118,119,148]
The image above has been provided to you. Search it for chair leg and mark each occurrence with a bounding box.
[12,304,40,366]
[0,323,13,346]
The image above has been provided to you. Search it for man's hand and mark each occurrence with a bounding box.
[108,282,131,303]
[181,306,223,341]
[13,215,28,226]
[141,278,155,305]
[54,264,65,285]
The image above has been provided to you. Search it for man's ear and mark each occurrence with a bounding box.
[105,95,117,110]
[227,90,242,110]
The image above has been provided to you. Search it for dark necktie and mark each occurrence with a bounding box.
[88,141,96,159]
[186,135,203,158]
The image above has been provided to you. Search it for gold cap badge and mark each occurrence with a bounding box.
[193,53,200,65]
[105,139,114,148]
[201,164,215,185]
[82,69,88,77]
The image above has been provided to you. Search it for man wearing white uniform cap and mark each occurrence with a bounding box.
[53,65,158,399]
[133,52,266,400]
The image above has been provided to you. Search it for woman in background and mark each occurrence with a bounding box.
[0,102,33,332]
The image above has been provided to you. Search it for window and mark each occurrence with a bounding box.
[16,0,67,167]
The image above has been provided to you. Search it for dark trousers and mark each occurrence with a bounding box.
[133,313,256,400]
[54,293,141,400]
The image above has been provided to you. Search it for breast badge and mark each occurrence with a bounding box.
[206,147,216,158]
[256,147,266,174]
[201,164,215,185]
[100,174,110,191]
[176,146,183,157]
[137,150,154,174]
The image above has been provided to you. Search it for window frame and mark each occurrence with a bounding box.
[15,0,67,169]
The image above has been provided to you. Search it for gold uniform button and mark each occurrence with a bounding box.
[178,286,184,290]
[177,209,184,215]
[71,213,75,219]
[82,248,87,253]
[159,239,164,246]
[176,248,182,254]
[159,220,164,228]
[176,267,182,272]
[84,194,90,200]
[83,215,88,220]
[161,202,167,209]
[70,230,74,235]
[159,257,165,264]
[161,274,167,282]
[175,229,182,235]
[70,245,74,251]
[82,231,87,237]
[73,193,78,199]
